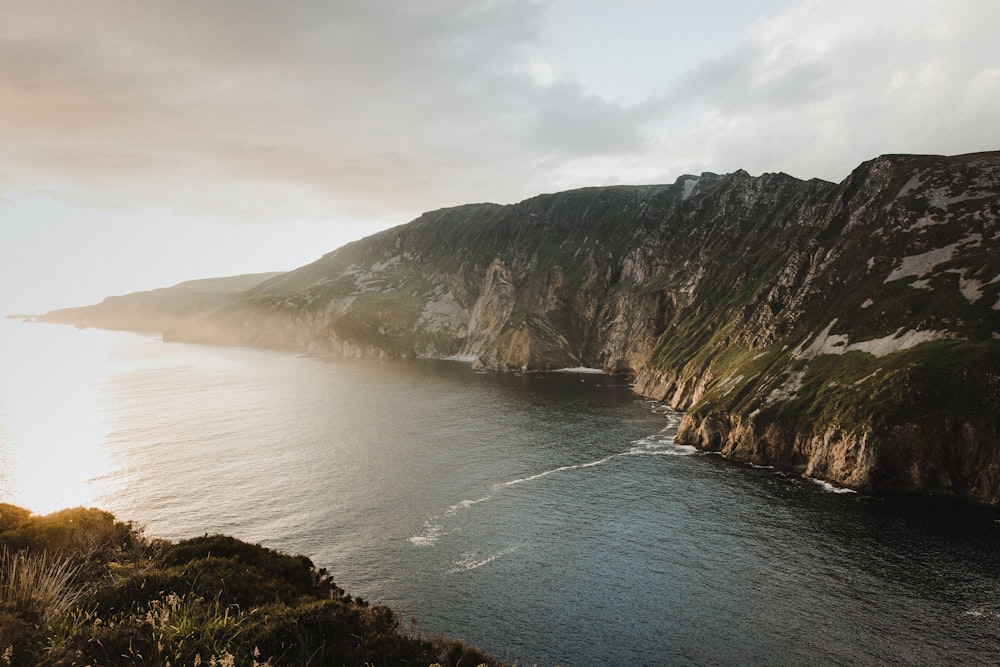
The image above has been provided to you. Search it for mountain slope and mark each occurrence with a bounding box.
[39,272,282,335]
[46,152,1000,504]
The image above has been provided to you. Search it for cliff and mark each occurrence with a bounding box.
[47,152,1000,505]
[39,272,282,335]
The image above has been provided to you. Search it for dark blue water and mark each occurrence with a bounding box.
[1,320,998,665]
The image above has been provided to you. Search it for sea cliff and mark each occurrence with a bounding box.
[43,151,1000,505]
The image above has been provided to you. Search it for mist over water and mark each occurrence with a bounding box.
[1,319,998,666]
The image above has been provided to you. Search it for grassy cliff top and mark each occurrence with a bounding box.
[0,504,497,667]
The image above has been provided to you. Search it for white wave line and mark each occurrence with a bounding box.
[499,427,692,487]
[807,477,857,494]
[623,445,698,457]
[444,495,493,515]
[499,454,619,487]
[408,494,495,546]
[408,521,442,547]
[448,545,520,574]
[410,421,685,547]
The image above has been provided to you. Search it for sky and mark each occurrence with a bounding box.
[1,0,998,314]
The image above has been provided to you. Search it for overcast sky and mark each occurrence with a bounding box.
[2,0,998,314]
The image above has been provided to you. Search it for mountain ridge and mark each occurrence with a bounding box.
[40,272,282,334]
[42,151,1000,505]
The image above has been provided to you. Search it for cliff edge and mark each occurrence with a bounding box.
[45,152,1000,505]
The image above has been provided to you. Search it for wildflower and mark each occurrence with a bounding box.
[209,652,236,667]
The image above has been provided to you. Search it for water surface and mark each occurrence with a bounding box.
[1,319,997,666]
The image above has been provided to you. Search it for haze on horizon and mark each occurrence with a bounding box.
[1,0,998,315]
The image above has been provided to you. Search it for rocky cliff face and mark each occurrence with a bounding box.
[48,152,1000,505]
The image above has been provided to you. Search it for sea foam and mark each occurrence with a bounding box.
[408,495,494,546]
[808,477,857,494]
[410,419,692,547]
[500,455,618,488]
[448,545,520,574]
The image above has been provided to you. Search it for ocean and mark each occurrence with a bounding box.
[1,318,998,665]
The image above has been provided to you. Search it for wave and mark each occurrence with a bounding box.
[409,417,689,546]
[447,545,520,574]
[498,433,697,488]
[407,526,442,547]
[807,477,857,494]
[408,495,493,546]
[624,441,699,457]
[500,454,619,487]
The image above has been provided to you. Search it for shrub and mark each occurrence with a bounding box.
[0,506,30,533]
[0,508,141,572]
[0,506,502,667]
[241,599,437,667]
[161,535,319,596]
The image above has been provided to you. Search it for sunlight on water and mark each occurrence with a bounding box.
[0,321,117,513]
[1,319,998,666]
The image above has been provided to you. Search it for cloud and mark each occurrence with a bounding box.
[527,59,557,87]
[642,0,1000,181]
[0,0,997,228]
[0,1,562,218]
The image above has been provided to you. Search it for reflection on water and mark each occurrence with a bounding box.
[1,319,998,666]
[0,322,117,513]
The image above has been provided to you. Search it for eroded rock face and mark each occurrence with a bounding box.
[675,413,879,491]
[48,152,1000,504]
[466,257,518,367]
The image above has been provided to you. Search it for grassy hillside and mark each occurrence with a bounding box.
[0,505,496,667]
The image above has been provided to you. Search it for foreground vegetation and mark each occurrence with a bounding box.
[0,504,497,667]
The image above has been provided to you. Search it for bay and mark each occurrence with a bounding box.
[1,318,998,666]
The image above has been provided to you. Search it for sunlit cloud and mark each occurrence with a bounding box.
[528,59,557,87]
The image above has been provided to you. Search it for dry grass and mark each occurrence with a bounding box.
[0,547,81,623]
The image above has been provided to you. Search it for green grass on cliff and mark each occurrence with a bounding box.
[0,505,498,667]
[755,341,1000,427]
[688,339,1000,435]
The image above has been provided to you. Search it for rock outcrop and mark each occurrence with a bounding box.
[45,152,1000,505]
